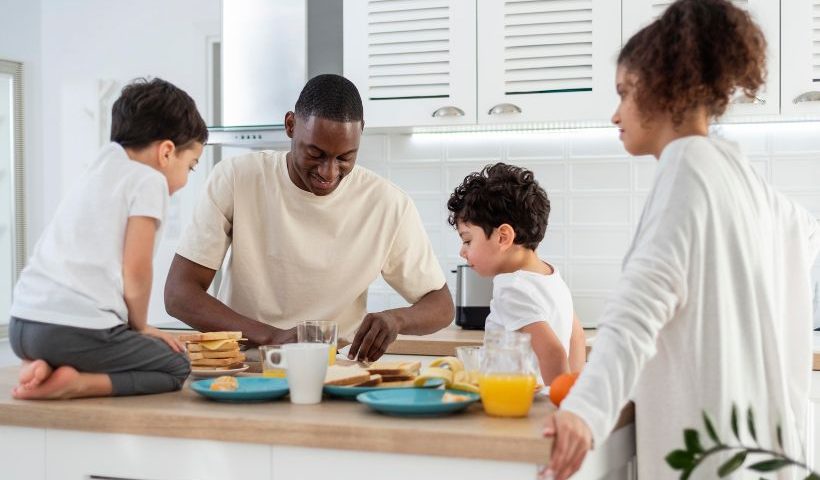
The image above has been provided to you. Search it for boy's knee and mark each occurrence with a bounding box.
[169,353,191,388]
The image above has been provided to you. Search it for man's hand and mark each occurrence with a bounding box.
[348,311,403,362]
[139,325,185,353]
[538,410,593,480]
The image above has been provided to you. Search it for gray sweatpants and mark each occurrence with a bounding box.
[9,317,191,396]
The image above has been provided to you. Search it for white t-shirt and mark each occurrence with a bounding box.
[485,267,574,366]
[560,136,820,479]
[176,150,446,341]
[11,142,168,329]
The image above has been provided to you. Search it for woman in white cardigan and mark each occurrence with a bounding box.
[543,0,820,479]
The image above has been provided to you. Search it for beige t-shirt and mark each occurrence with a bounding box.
[177,150,446,340]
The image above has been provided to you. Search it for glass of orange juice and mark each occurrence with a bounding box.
[479,331,537,417]
[297,321,338,365]
[260,344,286,378]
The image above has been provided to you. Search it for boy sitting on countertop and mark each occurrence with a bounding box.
[9,78,207,399]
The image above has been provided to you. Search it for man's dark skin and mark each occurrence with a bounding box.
[165,111,454,361]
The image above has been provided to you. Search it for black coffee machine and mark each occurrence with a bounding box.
[453,265,493,330]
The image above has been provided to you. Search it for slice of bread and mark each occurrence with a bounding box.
[324,365,371,386]
[187,349,241,360]
[379,374,415,382]
[366,360,421,376]
[351,374,382,387]
[186,339,240,352]
[179,331,242,343]
[191,362,245,371]
[191,353,246,367]
[376,379,415,388]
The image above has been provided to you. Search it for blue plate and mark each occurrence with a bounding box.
[324,377,445,399]
[356,388,480,416]
[190,377,289,402]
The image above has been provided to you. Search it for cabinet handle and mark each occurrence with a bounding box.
[793,91,820,104]
[431,106,465,118]
[88,476,150,480]
[487,103,522,115]
[731,95,766,105]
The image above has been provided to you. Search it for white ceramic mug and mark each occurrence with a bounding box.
[265,343,329,404]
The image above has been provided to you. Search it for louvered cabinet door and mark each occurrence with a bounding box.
[343,0,477,127]
[476,0,621,124]
[782,0,820,116]
[622,0,780,117]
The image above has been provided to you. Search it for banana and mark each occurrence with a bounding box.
[428,356,464,375]
[450,382,480,394]
[414,366,454,387]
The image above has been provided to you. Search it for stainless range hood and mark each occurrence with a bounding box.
[209,0,342,147]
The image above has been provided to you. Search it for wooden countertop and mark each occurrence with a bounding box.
[0,367,633,463]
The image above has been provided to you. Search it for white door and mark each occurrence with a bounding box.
[343,0,477,128]
[476,0,622,125]
[782,0,820,116]
[622,0,780,117]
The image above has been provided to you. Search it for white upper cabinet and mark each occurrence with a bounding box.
[622,0,780,117]
[344,0,477,127]
[477,0,622,124]
[781,0,820,116]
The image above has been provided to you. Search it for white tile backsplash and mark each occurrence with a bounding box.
[364,125,820,327]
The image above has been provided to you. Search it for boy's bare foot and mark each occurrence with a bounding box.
[17,359,53,391]
[12,366,85,399]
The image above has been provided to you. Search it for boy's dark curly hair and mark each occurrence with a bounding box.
[447,163,550,250]
[619,0,766,126]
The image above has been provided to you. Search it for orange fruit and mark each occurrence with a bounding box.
[549,372,580,407]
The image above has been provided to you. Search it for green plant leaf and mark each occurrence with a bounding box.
[731,405,740,441]
[681,468,693,480]
[747,459,790,472]
[666,449,695,470]
[718,451,747,477]
[746,407,757,442]
[703,411,720,445]
[684,429,703,454]
[805,474,820,480]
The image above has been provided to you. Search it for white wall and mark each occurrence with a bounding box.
[356,123,820,327]
[0,0,43,328]
[37,0,221,325]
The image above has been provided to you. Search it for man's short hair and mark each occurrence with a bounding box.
[447,163,551,250]
[294,74,363,123]
[110,77,208,150]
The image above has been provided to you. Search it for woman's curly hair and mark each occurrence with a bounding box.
[619,0,767,125]
[447,163,550,250]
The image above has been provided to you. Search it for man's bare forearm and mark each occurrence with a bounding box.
[388,284,454,336]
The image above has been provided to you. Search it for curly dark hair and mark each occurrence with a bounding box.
[447,163,550,250]
[110,77,208,150]
[294,74,363,123]
[619,0,767,125]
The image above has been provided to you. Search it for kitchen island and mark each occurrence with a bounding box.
[0,366,635,480]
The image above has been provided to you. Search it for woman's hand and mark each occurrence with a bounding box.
[140,325,185,353]
[539,410,593,480]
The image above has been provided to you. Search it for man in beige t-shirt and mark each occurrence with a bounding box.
[165,74,453,361]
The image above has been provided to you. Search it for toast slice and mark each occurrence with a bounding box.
[376,379,415,388]
[186,339,240,352]
[179,331,242,343]
[187,349,242,360]
[351,374,382,387]
[191,353,246,367]
[366,360,421,377]
[324,365,371,386]
[191,362,245,371]
[379,374,416,382]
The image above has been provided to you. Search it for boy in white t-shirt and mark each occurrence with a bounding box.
[447,163,586,385]
[8,78,207,399]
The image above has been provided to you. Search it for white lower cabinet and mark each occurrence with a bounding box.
[811,371,820,470]
[45,429,271,480]
[0,426,46,480]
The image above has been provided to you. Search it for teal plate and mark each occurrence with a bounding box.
[190,377,289,402]
[356,388,480,416]
[324,377,445,399]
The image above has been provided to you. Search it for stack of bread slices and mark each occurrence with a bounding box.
[179,331,245,371]
[323,360,422,388]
